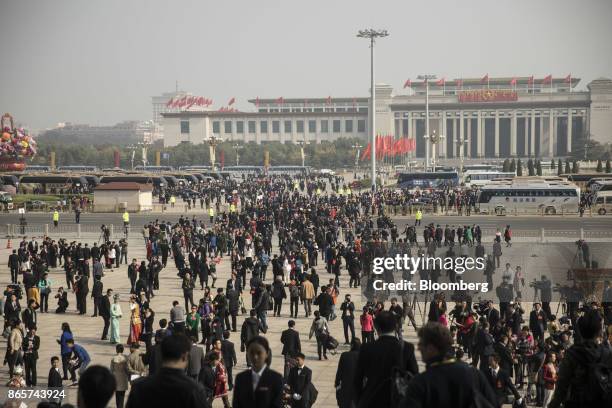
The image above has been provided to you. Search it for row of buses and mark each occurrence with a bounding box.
[395,166,612,215]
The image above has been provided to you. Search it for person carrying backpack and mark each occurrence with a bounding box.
[548,309,612,408]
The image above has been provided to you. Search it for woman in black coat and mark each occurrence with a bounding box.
[335,338,361,408]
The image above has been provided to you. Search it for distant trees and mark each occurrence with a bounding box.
[516,159,523,176]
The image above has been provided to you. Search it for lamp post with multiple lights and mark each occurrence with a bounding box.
[207,134,223,171]
[233,143,243,166]
[417,74,437,171]
[296,140,309,167]
[357,28,389,190]
[351,143,363,177]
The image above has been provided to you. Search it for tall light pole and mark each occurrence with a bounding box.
[424,130,445,171]
[351,143,363,177]
[357,28,389,190]
[127,145,137,170]
[207,134,223,171]
[417,74,437,171]
[233,143,243,166]
[456,137,468,178]
[296,140,309,167]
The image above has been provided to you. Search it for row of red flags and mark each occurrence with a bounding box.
[360,136,416,160]
[403,74,572,88]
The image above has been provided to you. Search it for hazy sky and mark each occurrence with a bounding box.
[1,0,611,131]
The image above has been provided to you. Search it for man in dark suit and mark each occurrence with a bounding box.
[400,323,497,408]
[221,331,237,390]
[8,250,19,283]
[483,300,500,328]
[126,334,211,408]
[287,353,314,408]
[76,274,89,315]
[91,275,103,317]
[187,337,205,381]
[354,311,418,408]
[529,302,547,341]
[48,356,63,387]
[4,293,21,323]
[99,289,112,340]
[21,298,38,331]
[226,287,240,332]
[485,354,521,407]
[280,320,302,379]
[22,327,40,386]
[335,338,361,408]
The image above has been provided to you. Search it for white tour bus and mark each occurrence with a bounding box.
[463,171,516,187]
[593,190,612,215]
[477,180,580,215]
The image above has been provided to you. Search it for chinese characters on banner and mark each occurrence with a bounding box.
[458,89,518,103]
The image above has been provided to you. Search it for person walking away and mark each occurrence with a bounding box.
[308,311,330,360]
[99,288,112,340]
[335,338,361,408]
[353,311,419,408]
[110,344,130,408]
[281,320,302,380]
[37,273,52,313]
[126,334,211,408]
[399,322,497,408]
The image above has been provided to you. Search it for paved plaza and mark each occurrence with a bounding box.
[0,220,609,407]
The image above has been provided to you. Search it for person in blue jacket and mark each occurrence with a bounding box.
[66,338,91,386]
[57,322,73,381]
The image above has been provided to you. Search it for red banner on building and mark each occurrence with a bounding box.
[458,89,518,103]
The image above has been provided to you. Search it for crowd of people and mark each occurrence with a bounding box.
[1,172,611,408]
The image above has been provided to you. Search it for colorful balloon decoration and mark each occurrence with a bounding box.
[0,113,37,171]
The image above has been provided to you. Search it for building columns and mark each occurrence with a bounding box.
[523,115,529,156]
[567,109,573,153]
[549,109,555,157]
[530,109,536,156]
[494,110,500,157]
[477,111,483,158]
[459,111,464,158]
[467,114,472,158]
[440,112,447,158]
[511,110,517,156]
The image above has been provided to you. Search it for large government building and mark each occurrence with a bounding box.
[162,76,612,159]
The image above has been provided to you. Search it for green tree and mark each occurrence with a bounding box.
[572,160,579,174]
[502,158,509,172]
[516,159,523,176]
[536,160,542,176]
[527,159,535,176]
[606,159,611,173]
[557,159,563,176]
[509,159,516,173]
[550,159,555,170]
[596,159,603,172]
[564,159,571,174]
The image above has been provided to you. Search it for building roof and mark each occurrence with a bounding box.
[94,182,153,192]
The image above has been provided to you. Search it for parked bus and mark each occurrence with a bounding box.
[134,165,174,172]
[477,180,580,215]
[222,166,264,175]
[397,171,459,189]
[23,165,51,173]
[592,190,612,215]
[561,173,612,188]
[463,171,516,187]
[267,166,312,176]
[57,165,99,172]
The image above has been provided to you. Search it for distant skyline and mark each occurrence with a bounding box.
[1,0,611,131]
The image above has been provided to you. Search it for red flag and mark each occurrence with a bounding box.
[436,78,445,86]
[481,74,489,84]
[510,77,517,86]
[228,97,235,106]
[456,79,463,88]
[564,74,572,83]
[542,74,552,84]
[403,79,412,88]
[375,135,384,159]
[255,97,260,108]
[386,135,393,157]
[360,143,371,160]
[276,96,284,105]
[326,96,332,105]
[166,97,174,107]
[220,150,225,169]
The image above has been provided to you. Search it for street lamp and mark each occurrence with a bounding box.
[417,74,437,171]
[233,143,244,166]
[127,145,137,170]
[456,137,468,177]
[206,134,223,170]
[357,28,389,190]
[423,130,445,171]
[351,143,363,177]
[296,140,309,167]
